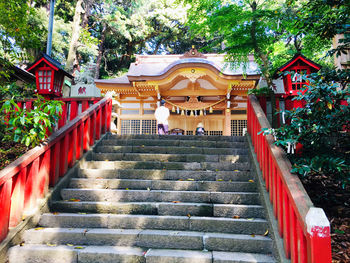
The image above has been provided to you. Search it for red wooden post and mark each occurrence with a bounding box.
[60,135,69,177]
[0,180,13,241]
[9,169,26,227]
[38,149,50,198]
[283,190,291,258]
[101,104,106,134]
[290,207,297,263]
[25,101,33,110]
[82,100,89,112]
[76,123,83,160]
[58,102,68,128]
[106,100,112,132]
[277,175,284,235]
[298,222,307,263]
[83,118,90,152]
[68,128,77,168]
[70,101,79,120]
[306,208,332,263]
[24,158,39,213]
[96,107,101,140]
[90,112,96,146]
[50,142,60,186]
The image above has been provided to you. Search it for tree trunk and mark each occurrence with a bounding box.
[95,23,106,79]
[66,0,83,73]
[250,1,278,127]
[81,0,92,29]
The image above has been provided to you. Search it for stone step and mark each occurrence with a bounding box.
[8,245,275,263]
[107,134,246,142]
[39,214,267,234]
[101,139,246,148]
[91,152,249,163]
[22,228,273,254]
[95,145,248,155]
[68,178,256,192]
[77,169,251,181]
[61,189,260,204]
[50,201,265,218]
[80,161,251,171]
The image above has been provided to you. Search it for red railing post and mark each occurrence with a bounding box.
[70,101,79,120]
[96,107,101,140]
[68,129,77,167]
[23,158,39,213]
[106,100,112,132]
[306,208,332,263]
[76,123,83,160]
[58,102,68,128]
[90,112,96,146]
[0,180,12,241]
[38,149,50,198]
[49,142,60,186]
[60,135,69,177]
[83,118,90,152]
[9,169,26,227]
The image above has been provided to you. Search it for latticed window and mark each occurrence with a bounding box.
[142,120,157,134]
[209,131,223,136]
[291,69,308,91]
[121,120,141,135]
[38,69,52,91]
[231,120,247,136]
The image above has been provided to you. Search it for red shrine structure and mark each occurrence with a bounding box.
[27,53,73,99]
[276,53,321,110]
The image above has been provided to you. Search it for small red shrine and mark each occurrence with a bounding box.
[277,53,321,110]
[27,53,73,99]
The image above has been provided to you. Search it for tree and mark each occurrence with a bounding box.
[89,0,192,78]
[183,0,333,126]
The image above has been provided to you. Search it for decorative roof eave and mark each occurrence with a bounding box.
[127,62,260,82]
[277,53,322,73]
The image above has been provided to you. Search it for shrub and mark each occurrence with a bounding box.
[261,70,350,186]
[0,95,63,147]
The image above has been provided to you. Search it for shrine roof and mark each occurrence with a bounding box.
[128,54,260,77]
[95,50,260,85]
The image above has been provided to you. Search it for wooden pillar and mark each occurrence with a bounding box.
[224,109,231,136]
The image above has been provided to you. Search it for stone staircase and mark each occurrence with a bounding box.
[8,134,276,263]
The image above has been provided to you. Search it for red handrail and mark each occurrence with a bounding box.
[0,97,112,242]
[247,95,331,263]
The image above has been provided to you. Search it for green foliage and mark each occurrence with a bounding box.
[0,96,63,147]
[262,71,350,184]
[0,0,44,61]
[248,87,271,96]
[0,82,35,100]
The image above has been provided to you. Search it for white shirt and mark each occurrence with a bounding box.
[155,106,170,125]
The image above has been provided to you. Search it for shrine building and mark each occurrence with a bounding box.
[95,48,261,136]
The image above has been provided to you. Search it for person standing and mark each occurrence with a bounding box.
[155,100,170,135]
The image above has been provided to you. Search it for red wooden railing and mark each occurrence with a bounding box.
[0,97,112,243]
[247,95,332,263]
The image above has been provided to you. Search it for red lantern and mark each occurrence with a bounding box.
[27,53,73,99]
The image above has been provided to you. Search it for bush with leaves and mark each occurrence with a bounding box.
[0,95,63,147]
[261,70,350,186]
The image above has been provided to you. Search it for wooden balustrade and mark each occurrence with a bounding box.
[247,95,332,263]
[0,97,112,243]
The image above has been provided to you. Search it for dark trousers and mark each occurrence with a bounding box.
[158,124,168,135]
